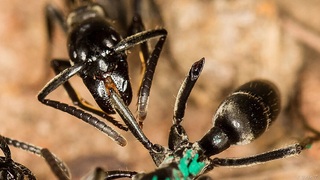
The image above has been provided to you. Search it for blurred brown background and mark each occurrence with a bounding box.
[1,0,320,179]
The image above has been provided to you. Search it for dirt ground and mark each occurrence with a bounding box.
[1,0,320,179]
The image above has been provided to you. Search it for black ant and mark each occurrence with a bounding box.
[0,135,70,180]
[39,58,317,179]
[37,0,167,146]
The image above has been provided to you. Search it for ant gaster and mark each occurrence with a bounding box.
[37,0,167,146]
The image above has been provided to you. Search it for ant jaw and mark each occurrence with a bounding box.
[105,76,120,94]
[104,76,130,102]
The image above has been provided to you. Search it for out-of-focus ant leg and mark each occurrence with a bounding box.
[41,149,70,180]
[1,135,71,179]
[84,167,138,179]
[38,4,67,85]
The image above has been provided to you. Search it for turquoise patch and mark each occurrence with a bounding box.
[177,149,206,179]
[305,143,312,149]
[189,153,205,175]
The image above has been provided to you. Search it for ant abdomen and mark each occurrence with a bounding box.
[213,80,281,145]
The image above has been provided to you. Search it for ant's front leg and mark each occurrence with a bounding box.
[127,0,167,127]
[37,61,127,146]
[49,59,128,131]
[136,33,166,127]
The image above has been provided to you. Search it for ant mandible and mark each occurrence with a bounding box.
[37,0,167,146]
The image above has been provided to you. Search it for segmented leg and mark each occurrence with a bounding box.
[1,136,36,180]
[1,135,71,179]
[86,167,138,179]
[122,24,168,126]
[211,137,314,167]
[50,59,128,131]
[41,149,70,180]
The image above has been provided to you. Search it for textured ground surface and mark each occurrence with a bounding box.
[1,0,320,179]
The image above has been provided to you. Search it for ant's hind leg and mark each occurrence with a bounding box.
[85,167,138,179]
[211,137,314,167]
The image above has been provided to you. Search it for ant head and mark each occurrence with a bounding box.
[198,80,280,156]
[68,18,122,63]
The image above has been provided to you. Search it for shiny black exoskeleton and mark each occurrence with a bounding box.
[68,14,132,114]
[38,0,167,146]
[77,58,314,179]
[31,59,317,179]
[199,78,281,156]
[0,135,69,180]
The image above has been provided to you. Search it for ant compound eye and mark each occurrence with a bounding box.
[212,80,280,145]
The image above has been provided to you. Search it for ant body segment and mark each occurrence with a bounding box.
[0,135,70,180]
[102,58,315,179]
[39,58,316,179]
[38,0,167,146]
